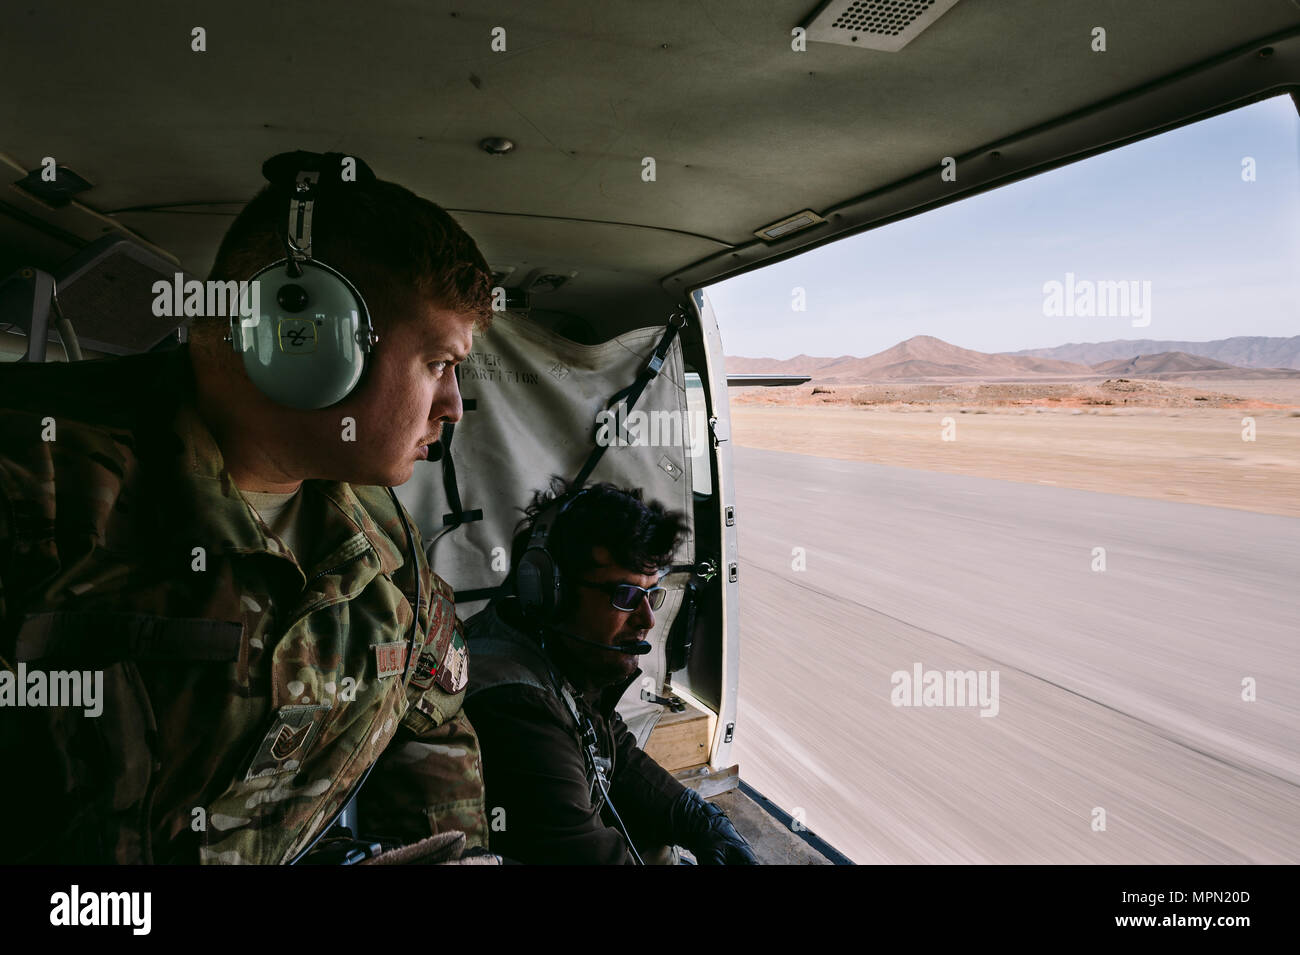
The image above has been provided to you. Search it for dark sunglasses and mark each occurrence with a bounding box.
[577,580,666,612]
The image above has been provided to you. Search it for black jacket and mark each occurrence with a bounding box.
[463,599,687,864]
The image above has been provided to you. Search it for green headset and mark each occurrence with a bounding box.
[242,156,430,865]
[229,151,379,411]
[225,150,423,732]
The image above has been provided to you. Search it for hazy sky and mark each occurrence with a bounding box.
[706,95,1300,359]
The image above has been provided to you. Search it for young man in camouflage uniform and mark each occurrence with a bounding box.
[0,153,491,864]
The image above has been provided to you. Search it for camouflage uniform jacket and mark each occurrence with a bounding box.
[0,345,485,863]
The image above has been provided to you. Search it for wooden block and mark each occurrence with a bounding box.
[643,701,711,772]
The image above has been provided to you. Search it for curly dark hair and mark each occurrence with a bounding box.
[510,477,689,604]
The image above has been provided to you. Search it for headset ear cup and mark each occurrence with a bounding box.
[516,491,587,624]
[552,563,568,621]
[516,547,558,621]
[238,258,372,409]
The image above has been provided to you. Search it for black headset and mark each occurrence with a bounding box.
[229,151,379,411]
[515,486,655,656]
[515,487,592,623]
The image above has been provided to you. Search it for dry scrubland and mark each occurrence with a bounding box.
[729,377,1300,517]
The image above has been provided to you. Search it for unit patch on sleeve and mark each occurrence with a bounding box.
[434,629,469,694]
[245,704,331,780]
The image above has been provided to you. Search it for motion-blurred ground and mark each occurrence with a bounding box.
[727,384,1300,863]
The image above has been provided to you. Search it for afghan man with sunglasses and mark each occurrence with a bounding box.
[461,479,757,866]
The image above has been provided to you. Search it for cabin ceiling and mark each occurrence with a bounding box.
[2,1,1299,327]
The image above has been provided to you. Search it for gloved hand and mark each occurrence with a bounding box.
[668,788,758,865]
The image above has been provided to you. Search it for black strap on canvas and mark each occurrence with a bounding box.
[573,309,686,489]
[448,308,687,603]
[439,368,483,529]
[454,585,509,603]
[439,421,483,528]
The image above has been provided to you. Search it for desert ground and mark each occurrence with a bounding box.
[729,377,1300,518]
[726,372,1300,863]
[730,446,1300,863]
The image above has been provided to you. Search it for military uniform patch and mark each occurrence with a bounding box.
[245,705,330,780]
[409,593,450,691]
[373,641,409,679]
[409,645,440,690]
[434,630,469,694]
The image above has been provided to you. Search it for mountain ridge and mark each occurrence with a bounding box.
[725,335,1300,379]
[1006,335,1300,370]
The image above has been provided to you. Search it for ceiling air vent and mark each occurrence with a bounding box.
[803,0,962,53]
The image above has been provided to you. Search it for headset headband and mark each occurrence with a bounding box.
[286,170,319,266]
[261,150,377,188]
[261,151,377,277]
[526,486,592,555]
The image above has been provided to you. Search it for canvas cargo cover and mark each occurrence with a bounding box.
[396,309,704,745]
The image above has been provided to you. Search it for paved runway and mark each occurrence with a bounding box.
[729,445,1300,863]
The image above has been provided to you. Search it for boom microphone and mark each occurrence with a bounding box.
[548,627,652,656]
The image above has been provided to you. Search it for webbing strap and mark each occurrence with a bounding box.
[448,311,687,604]
[438,386,483,528]
[573,314,684,489]
[15,612,243,663]
[455,585,509,603]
